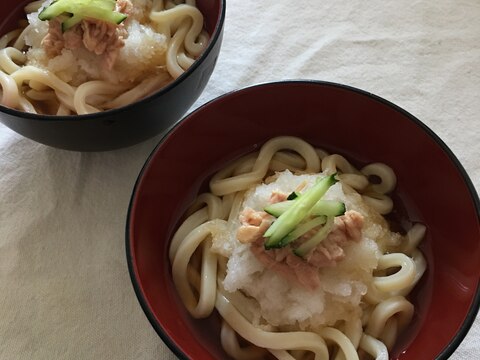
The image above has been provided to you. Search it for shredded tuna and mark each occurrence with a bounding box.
[306,210,364,267]
[244,210,364,290]
[237,208,274,244]
[41,0,132,69]
[115,0,133,14]
[82,18,127,68]
[41,19,65,57]
[251,240,321,289]
[63,22,84,49]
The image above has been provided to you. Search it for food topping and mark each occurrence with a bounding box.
[249,210,364,290]
[39,0,131,68]
[39,0,128,31]
[236,173,364,290]
[263,174,338,249]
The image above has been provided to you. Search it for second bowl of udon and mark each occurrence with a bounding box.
[0,0,225,151]
[127,80,480,360]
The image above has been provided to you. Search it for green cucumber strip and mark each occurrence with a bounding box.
[39,0,126,30]
[278,215,327,247]
[311,200,346,217]
[39,0,64,20]
[40,0,116,20]
[265,199,345,218]
[264,191,301,217]
[294,216,335,257]
[264,200,294,217]
[264,174,337,249]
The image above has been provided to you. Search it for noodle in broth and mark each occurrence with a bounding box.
[170,136,427,360]
[0,0,209,115]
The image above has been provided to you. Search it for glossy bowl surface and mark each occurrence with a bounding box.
[0,0,225,151]
[127,81,480,359]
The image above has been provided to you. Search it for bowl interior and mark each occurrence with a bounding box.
[127,81,480,359]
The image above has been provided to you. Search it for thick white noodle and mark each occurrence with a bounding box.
[0,29,22,49]
[150,3,208,79]
[395,249,427,297]
[74,81,128,115]
[361,193,394,214]
[402,223,426,255]
[338,173,369,191]
[373,253,416,292]
[359,334,388,360]
[221,321,267,360]
[150,4,206,56]
[333,319,363,360]
[215,293,330,360]
[165,18,193,78]
[29,80,48,91]
[322,154,369,191]
[103,73,171,109]
[366,296,414,338]
[380,317,398,350]
[269,152,308,173]
[361,163,397,195]
[268,349,297,360]
[172,219,226,318]
[18,96,36,113]
[322,154,359,174]
[210,136,321,196]
[56,103,71,116]
[169,208,208,262]
[315,148,330,160]
[0,48,26,74]
[11,65,75,100]
[320,327,359,360]
[25,89,55,101]
[12,26,29,50]
[0,71,20,108]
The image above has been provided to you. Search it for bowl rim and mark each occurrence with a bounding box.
[0,0,227,121]
[125,79,480,360]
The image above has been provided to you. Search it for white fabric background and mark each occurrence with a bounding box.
[1,0,479,359]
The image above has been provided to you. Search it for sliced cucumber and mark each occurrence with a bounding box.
[39,0,127,32]
[264,200,294,217]
[294,216,335,257]
[263,191,300,216]
[264,174,337,249]
[265,199,345,218]
[311,200,346,217]
[278,216,326,247]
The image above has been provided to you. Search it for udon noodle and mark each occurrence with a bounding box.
[170,136,427,360]
[0,0,209,115]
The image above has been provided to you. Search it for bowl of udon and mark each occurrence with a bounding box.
[126,80,480,360]
[0,0,225,151]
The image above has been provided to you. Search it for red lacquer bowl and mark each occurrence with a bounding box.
[126,81,480,359]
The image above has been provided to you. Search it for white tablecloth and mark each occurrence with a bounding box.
[1,1,479,359]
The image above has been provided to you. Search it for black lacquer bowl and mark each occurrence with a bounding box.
[0,0,225,151]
